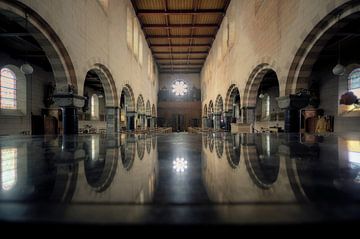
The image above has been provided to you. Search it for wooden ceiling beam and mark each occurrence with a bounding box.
[156,58,206,61]
[153,51,208,54]
[147,35,214,39]
[150,44,211,48]
[143,24,219,30]
[136,9,225,16]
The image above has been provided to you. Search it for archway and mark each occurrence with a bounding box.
[225,134,241,169]
[120,134,136,171]
[136,95,145,130]
[151,104,157,129]
[120,85,135,131]
[202,104,208,129]
[146,100,151,129]
[286,2,360,133]
[225,85,241,131]
[208,100,214,129]
[0,2,77,135]
[214,95,224,130]
[244,67,281,132]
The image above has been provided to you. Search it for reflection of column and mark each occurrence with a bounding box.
[241,107,255,124]
[202,116,208,129]
[106,107,119,133]
[53,94,85,135]
[277,95,309,133]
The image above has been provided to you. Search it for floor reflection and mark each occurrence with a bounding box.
[0,132,360,224]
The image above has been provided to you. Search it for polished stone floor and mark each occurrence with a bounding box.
[0,132,360,227]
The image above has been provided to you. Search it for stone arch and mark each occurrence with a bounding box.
[203,104,208,117]
[146,100,151,116]
[215,95,224,113]
[84,64,118,107]
[120,84,135,112]
[137,95,145,114]
[225,84,240,112]
[243,64,278,108]
[285,1,360,95]
[208,100,214,116]
[0,1,77,93]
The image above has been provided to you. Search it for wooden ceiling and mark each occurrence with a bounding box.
[131,0,231,74]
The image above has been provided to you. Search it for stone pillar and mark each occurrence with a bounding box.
[126,111,136,131]
[106,107,119,134]
[224,111,232,132]
[53,94,85,135]
[241,107,255,124]
[146,116,152,129]
[277,95,310,133]
[151,117,156,129]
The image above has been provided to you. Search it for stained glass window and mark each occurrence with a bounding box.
[172,81,188,96]
[349,68,360,98]
[0,68,16,110]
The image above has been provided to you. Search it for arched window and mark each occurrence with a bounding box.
[91,94,99,120]
[0,68,17,110]
[349,68,360,98]
[1,148,17,191]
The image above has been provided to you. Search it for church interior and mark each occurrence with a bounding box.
[0,0,360,233]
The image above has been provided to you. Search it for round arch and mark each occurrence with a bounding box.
[225,84,241,112]
[84,64,118,107]
[203,104,208,117]
[137,95,145,114]
[146,100,151,116]
[151,104,156,117]
[0,1,77,93]
[208,100,214,116]
[285,1,360,95]
[215,95,224,114]
[120,84,135,112]
[243,64,278,108]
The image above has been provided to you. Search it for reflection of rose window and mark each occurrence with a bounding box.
[173,158,188,172]
[172,81,188,96]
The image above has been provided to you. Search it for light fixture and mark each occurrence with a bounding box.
[259,93,265,99]
[332,38,345,76]
[172,80,188,96]
[173,157,188,172]
[98,94,104,99]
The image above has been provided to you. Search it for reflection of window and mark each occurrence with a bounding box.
[0,68,17,110]
[349,68,360,98]
[347,140,360,183]
[91,94,99,120]
[1,148,17,191]
[172,81,188,96]
[91,137,100,161]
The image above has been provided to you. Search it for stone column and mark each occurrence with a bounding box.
[126,111,136,131]
[53,94,85,135]
[146,115,152,129]
[241,107,255,124]
[224,111,232,132]
[277,95,309,133]
[106,107,119,134]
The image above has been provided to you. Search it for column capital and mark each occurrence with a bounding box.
[53,94,85,108]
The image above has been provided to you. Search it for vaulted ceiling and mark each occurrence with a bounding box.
[131,0,231,74]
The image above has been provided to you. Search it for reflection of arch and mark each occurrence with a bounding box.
[208,134,214,153]
[285,2,360,95]
[146,100,151,116]
[215,95,224,113]
[225,134,241,168]
[202,134,208,149]
[120,84,135,112]
[152,136,157,150]
[137,95,145,114]
[146,136,152,154]
[203,104,208,117]
[0,1,77,92]
[243,64,278,108]
[225,84,240,112]
[215,136,224,158]
[84,136,118,192]
[137,136,145,160]
[86,65,118,107]
[120,135,136,171]
[244,134,280,189]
